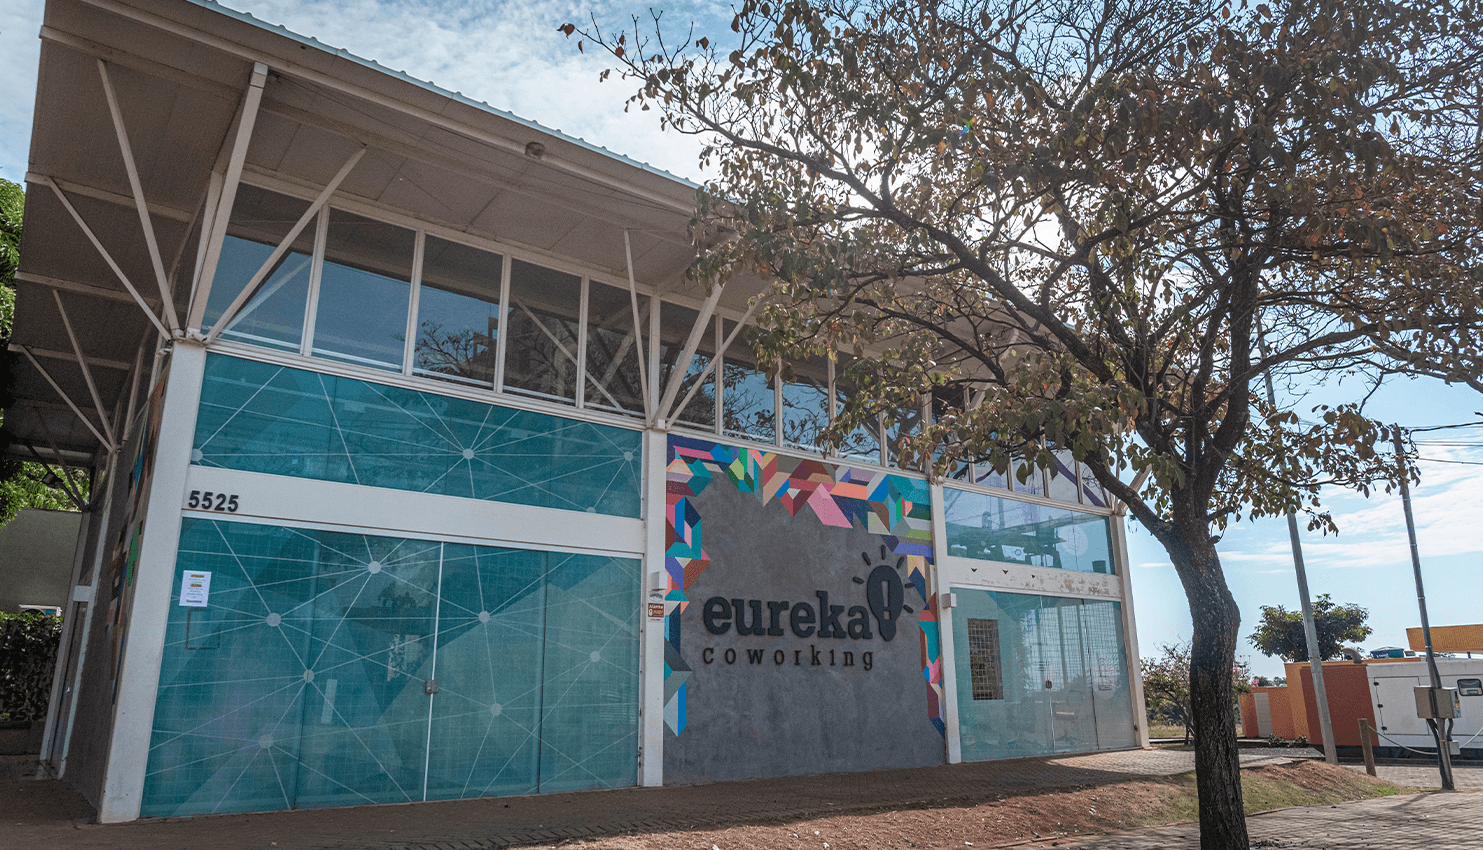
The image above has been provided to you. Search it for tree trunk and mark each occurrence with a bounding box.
[1170,517,1249,850]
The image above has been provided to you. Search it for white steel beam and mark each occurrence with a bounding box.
[191,62,268,334]
[16,271,161,310]
[655,279,725,427]
[97,59,179,334]
[202,146,365,344]
[25,172,194,224]
[624,231,652,418]
[668,298,760,424]
[42,179,171,340]
[16,345,113,452]
[51,290,118,448]
[6,343,132,372]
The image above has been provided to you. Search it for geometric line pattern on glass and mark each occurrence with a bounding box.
[192,353,642,518]
[142,518,638,817]
[661,434,942,738]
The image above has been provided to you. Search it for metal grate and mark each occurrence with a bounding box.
[967,617,1004,700]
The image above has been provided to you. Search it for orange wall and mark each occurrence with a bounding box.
[1240,693,1259,737]
[1297,663,1377,746]
[1246,685,1297,738]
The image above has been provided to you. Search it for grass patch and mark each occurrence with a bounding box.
[1148,725,1187,738]
[1156,761,1414,823]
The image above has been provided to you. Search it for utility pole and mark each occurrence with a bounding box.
[1256,321,1337,764]
[1393,427,1455,791]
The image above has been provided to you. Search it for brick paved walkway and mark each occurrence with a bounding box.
[1342,762,1483,790]
[1064,790,1483,848]
[0,749,1317,850]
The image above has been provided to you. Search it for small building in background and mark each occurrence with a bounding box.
[0,507,83,615]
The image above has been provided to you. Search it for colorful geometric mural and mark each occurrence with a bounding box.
[663,435,944,736]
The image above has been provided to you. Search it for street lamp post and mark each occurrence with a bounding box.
[1393,427,1455,791]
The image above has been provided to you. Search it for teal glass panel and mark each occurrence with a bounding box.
[143,521,437,816]
[941,487,1113,573]
[145,521,641,817]
[290,534,440,809]
[953,590,1053,761]
[193,354,642,517]
[1083,600,1136,749]
[536,552,640,793]
[1040,598,1098,753]
[952,591,1135,763]
[424,544,546,800]
[143,520,317,816]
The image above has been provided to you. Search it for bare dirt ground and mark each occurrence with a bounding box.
[530,761,1409,850]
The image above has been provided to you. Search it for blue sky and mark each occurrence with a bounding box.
[4,0,1481,679]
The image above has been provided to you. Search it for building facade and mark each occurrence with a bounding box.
[12,0,1147,823]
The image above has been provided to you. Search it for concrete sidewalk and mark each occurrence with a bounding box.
[0,749,1318,850]
[1066,790,1483,849]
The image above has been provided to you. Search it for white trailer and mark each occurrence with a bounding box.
[1368,658,1483,758]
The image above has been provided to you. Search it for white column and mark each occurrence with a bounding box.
[637,427,668,786]
[929,482,963,763]
[38,502,98,765]
[97,341,208,822]
[1109,516,1150,748]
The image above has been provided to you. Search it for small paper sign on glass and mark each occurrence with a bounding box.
[179,570,212,607]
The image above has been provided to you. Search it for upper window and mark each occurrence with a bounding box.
[503,260,581,404]
[205,184,314,350]
[312,209,414,371]
[585,281,649,415]
[942,487,1114,573]
[413,236,503,386]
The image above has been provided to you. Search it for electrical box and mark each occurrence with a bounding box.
[1414,686,1461,720]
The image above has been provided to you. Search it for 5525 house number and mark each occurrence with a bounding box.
[187,490,239,512]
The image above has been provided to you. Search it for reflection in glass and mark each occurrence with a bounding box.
[204,184,314,350]
[1078,462,1108,507]
[930,386,971,480]
[833,354,880,464]
[504,260,581,403]
[885,401,925,471]
[721,319,775,443]
[1048,450,1080,503]
[586,282,650,415]
[974,460,1009,489]
[1012,454,1046,496]
[656,303,716,428]
[941,487,1113,572]
[952,590,1133,763]
[414,236,503,386]
[781,355,830,453]
[313,208,414,370]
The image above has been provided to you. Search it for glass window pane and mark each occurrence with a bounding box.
[313,208,414,370]
[414,236,503,386]
[974,460,1009,489]
[885,401,925,470]
[833,355,880,464]
[930,386,971,481]
[1048,450,1080,503]
[1083,601,1135,749]
[721,319,774,443]
[1078,463,1108,508]
[204,184,313,350]
[1012,453,1046,496]
[655,303,716,428]
[941,487,1114,572]
[781,355,830,453]
[952,589,1054,761]
[503,260,581,404]
[585,282,650,416]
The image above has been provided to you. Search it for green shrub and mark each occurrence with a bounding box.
[0,611,62,722]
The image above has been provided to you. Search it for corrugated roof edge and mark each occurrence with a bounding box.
[181,0,701,191]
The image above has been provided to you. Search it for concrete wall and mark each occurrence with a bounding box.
[663,482,945,783]
[0,507,83,613]
[1297,663,1376,747]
